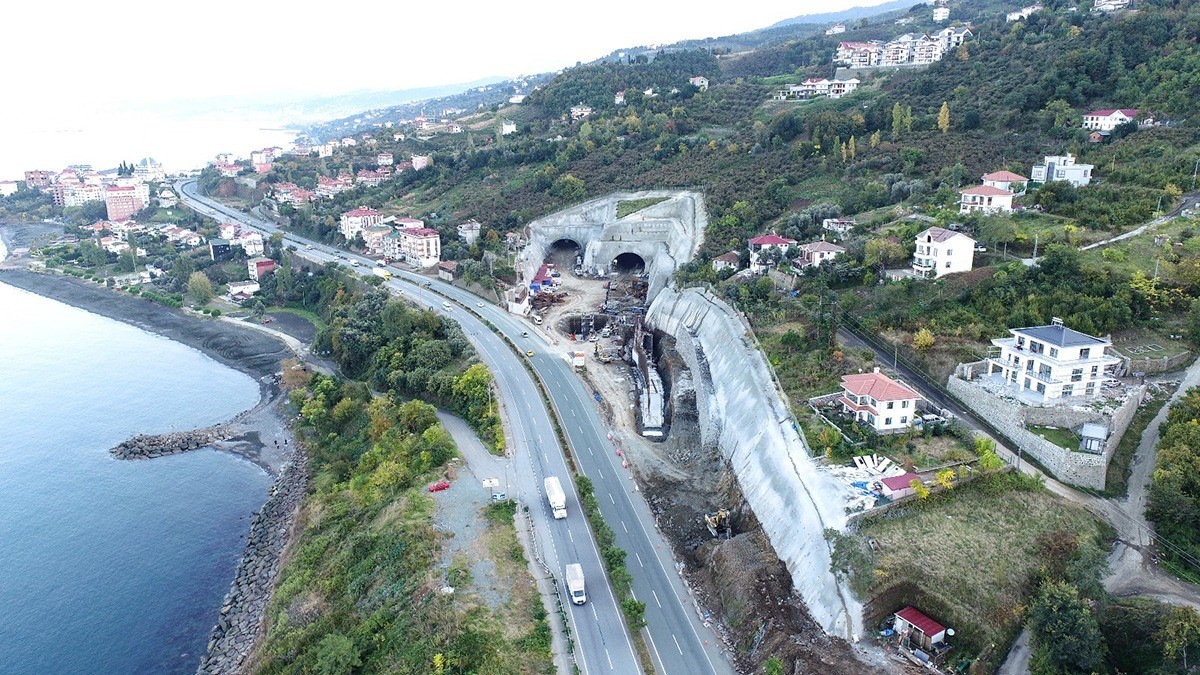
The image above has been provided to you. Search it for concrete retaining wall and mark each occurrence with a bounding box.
[946,375,1144,490]
[648,286,861,639]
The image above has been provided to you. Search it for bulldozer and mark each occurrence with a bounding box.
[704,509,732,539]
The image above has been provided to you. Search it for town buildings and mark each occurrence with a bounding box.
[981,170,1029,195]
[1093,0,1130,11]
[913,226,975,278]
[316,174,355,198]
[933,6,950,21]
[1007,3,1042,20]
[376,152,394,166]
[394,227,441,267]
[985,318,1121,401]
[0,180,18,196]
[247,257,276,281]
[795,241,846,268]
[1082,108,1138,131]
[501,120,518,135]
[835,29,969,68]
[411,155,431,171]
[712,251,740,272]
[340,206,383,241]
[839,369,923,433]
[103,184,151,221]
[959,185,1015,214]
[822,218,856,238]
[825,22,846,35]
[688,76,709,91]
[1031,153,1093,187]
[24,170,53,188]
[747,233,796,273]
[457,219,482,245]
[362,224,393,255]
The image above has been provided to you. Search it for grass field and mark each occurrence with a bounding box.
[615,197,668,219]
[1079,215,1200,277]
[857,473,1107,664]
[1027,424,1080,450]
[1110,327,1191,362]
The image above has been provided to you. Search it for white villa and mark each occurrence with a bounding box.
[748,233,796,273]
[1082,108,1138,131]
[839,369,923,433]
[960,185,1015,214]
[340,206,383,241]
[796,241,846,269]
[913,226,975,278]
[985,318,1121,402]
[1031,153,1093,187]
[982,170,1029,195]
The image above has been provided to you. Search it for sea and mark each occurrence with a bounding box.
[0,265,271,673]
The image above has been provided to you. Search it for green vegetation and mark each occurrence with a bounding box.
[1106,384,1174,497]
[1027,425,1081,451]
[615,196,668,219]
[574,476,645,629]
[1146,388,1200,584]
[257,379,550,673]
[847,472,1108,671]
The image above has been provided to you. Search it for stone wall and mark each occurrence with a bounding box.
[946,374,1145,490]
[111,426,233,459]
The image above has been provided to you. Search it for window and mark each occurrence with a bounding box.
[901,416,908,424]
[902,401,909,408]
[1071,368,1083,382]
[1049,347,1058,358]
[1062,385,1074,397]
[946,249,953,256]
[945,261,952,268]
[1080,348,1090,359]
[1017,337,1025,348]
[1091,365,1099,375]
[887,401,894,409]
[885,418,893,426]
[1036,383,1046,394]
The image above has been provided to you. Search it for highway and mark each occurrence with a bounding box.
[177,181,735,675]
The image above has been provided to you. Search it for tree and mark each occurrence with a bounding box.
[188,271,214,305]
[252,300,266,318]
[912,328,936,353]
[1158,606,1200,670]
[911,479,931,499]
[764,657,784,675]
[311,632,361,675]
[935,468,955,490]
[937,101,950,133]
[1028,581,1104,673]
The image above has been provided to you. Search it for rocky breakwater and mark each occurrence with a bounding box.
[197,447,309,674]
[111,426,234,460]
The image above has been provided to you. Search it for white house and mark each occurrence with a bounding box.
[1093,0,1130,11]
[1031,153,1093,187]
[828,78,860,98]
[825,22,846,35]
[570,104,593,120]
[933,6,950,21]
[913,226,975,278]
[362,224,393,255]
[893,606,948,651]
[935,25,973,50]
[457,219,482,245]
[839,369,923,433]
[1007,3,1042,21]
[960,185,1015,214]
[822,218,856,238]
[835,41,883,68]
[748,233,796,273]
[712,251,740,272]
[340,206,383,241]
[799,78,832,98]
[985,318,1121,402]
[688,76,709,91]
[500,120,517,135]
[1082,108,1138,131]
[796,241,846,268]
[981,170,1029,195]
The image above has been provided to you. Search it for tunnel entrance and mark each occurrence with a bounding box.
[546,238,583,271]
[611,252,646,274]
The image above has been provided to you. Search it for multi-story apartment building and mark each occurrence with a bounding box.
[1031,153,1093,187]
[912,226,975,278]
[985,318,1121,401]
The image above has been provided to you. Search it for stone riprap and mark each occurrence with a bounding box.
[110,426,234,460]
[196,447,308,674]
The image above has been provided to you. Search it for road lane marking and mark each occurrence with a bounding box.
[672,635,683,655]
[651,589,662,608]
[621,522,628,533]
[608,493,615,505]
[646,632,668,675]
[635,552,644,568]
[596,468,605,479]
[605,648,613,670]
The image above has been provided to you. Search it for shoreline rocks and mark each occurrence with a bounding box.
[197,444,309,674]
[111,426,234,460]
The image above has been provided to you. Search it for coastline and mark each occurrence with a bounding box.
[0,265,312,673]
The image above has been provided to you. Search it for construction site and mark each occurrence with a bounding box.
[516,192,888,674]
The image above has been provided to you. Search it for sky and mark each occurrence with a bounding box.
[0,0,870,176]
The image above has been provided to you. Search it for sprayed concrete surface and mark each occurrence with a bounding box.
[520,190,706,301]
[647,286,863,640]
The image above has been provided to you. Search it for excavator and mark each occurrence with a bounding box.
[704,509,732,539]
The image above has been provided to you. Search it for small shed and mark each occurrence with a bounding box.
[893,605,947,650]
[1079,422,1108,454]
[437,260,459,282]
[879,472,923,499]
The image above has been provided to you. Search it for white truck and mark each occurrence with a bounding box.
[565,563,587,605]
[372,268,392,280]
[544,476,567,519]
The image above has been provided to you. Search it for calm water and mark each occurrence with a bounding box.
[0,281,270,674]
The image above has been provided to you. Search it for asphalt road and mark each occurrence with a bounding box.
[177,182,734,675]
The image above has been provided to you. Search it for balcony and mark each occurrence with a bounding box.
[913,258,935,271]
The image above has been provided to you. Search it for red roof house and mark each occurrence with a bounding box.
[839,370,922,433]
[893,606,948,650]
[879,472,923,499]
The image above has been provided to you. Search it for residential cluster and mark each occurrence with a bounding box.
[772,77,860,101]
[338,206,442,267]
[16,160,169,221]
[835,27,971,69]
[267,152,429,206]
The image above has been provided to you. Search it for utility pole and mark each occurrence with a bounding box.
[1154,257,1161,281]
[1032,233,1039,263]
[1192,157,1200,191]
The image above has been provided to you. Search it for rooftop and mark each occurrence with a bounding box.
[1086,108,1138,117]
[916,226,970,243]
[895,606,946,637]
[982,170,1029,182]
[1012,324,1107,348]
[960,185,1014,196]
[881,473,923,492]
[749,233,796,246]
[841,371,921,401]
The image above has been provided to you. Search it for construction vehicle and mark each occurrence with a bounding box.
[544,476,567,519]
[565,564,587,605]
[372,268,392,280]
[704,509,732,539]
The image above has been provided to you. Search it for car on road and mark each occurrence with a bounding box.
[477,301,484,308]
[525,349,535,357]
[305,244,313,250]
[428,479,450,492]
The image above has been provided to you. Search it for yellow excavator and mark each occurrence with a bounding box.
[704,509,731,539]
